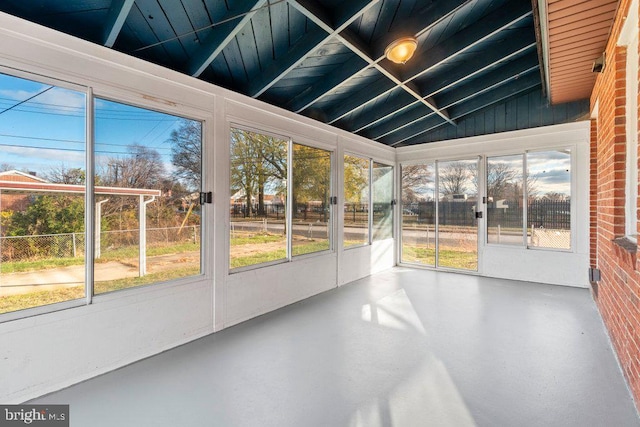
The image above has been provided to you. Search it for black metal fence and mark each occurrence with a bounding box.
[408,199,570,229]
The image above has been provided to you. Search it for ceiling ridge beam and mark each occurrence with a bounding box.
[247,0,379,98]
[335,32,455,125]
[103,0,136,48]
[287,0,452,125]
[287,0,471,113]
[187,0,267,78]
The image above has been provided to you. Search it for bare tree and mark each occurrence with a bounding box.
[169,120,201,191]
[0,163,14,172]
[401,164,433,203]
[101,144,166,189]
[439,161,470,196]
[44,164,85,184]
[487,162,520,200]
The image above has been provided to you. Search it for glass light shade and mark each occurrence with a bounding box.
[385,37,418,64]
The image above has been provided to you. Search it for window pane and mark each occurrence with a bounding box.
[372,162,393,241]
[438,159,478,270]
[343,155,369,247]
[94,98,202,294]
[0,73,86,314]
[526,150,571,250]
[401,163,435,265]
[230,128,288,269]
[292,143,331,256]
[487,154,524,245]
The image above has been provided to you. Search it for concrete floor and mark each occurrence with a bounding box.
[33,268,639,426]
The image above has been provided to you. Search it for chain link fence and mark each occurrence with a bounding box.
[0,226,200,262]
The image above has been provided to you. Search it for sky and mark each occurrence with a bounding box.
[0,71,194,179]
[403,151,571,201]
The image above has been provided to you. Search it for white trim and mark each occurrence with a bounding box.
[619,0,639,241]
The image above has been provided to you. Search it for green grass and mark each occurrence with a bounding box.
[95,265,200,294]
[230,248,287,269]
[402,245,477,270]
[0,242,200,273]
[230,233,284,245]
[0,266,201,314]
[1,257,84,274]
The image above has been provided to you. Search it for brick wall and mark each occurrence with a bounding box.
[590,0,640,408]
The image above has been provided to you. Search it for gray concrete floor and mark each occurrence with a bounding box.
[33,268,639,426]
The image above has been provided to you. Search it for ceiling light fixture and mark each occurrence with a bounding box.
[385,37,418,64]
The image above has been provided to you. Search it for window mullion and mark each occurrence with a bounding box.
[523,153,528,248]
[368,159,373,244]
[85,87,95,304]
[286,139,293,260]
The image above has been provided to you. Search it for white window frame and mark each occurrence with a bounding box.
[620,0,639,241]
[0,67,211,322]
[228,124,335,273]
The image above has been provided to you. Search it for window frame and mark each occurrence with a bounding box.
[228,123,335,274]
[484,147,574,252]
[0,68,212,322]
[91,93,208,296]
[343,152,372,250]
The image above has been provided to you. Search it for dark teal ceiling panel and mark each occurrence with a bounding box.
[0,0,589,146]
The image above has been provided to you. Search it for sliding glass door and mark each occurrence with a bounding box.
[401,158,479,271]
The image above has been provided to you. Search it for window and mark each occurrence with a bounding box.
[343,155,370,248]
[229,128,288,270]
[527,150,571,250]
[0,72,87,314]
[229,127,333,270]
[372,162,394,241]
[400,163,436,265]
[487,154,524,245]
[626,31,638,240]
[292,143,332,256]
[93,98,203,294]
[485,149,572,250]
[0,70,206,318]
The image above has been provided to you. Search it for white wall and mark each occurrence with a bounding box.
[396,122,591,288]
[0,12,395,402]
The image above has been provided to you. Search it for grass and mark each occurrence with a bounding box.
[1,242,200,274]
[230,234,331,269]
[0,266,201,314]
[402,245,477,270]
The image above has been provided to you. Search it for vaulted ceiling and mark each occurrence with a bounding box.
[0,0,594,146]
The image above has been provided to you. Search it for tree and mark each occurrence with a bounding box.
[542,192,568,201]
[230,128,287,217]
[401,164,433,203]
[169,120,201,191]
[44,164,85,184]
[344,155,369,204]
[101,144,166,189]
[439,161,470,196]
[486,162,520,200]
[0,163,14,172]
[292,144,331,219]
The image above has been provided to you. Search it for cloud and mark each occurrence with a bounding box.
[0,145,84,173]
[0,86,85,116]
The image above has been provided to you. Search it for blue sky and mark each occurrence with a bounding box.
[0,72,190,178]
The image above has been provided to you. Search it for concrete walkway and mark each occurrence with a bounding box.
[0,253,197,296]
